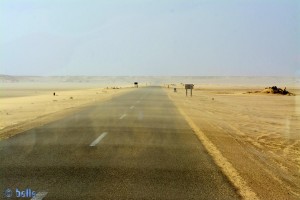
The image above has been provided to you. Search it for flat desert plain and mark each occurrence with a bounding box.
[166,83,300,200]
[0,83,134,140]
[1,76,299,199]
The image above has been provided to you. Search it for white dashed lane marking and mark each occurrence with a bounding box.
[90,132,108,146]
[119,114,127,119]
[31,192,48,200]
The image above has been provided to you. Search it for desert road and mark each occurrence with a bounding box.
[0,87,240,199]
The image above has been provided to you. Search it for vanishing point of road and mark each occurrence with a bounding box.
[0,87,240,199]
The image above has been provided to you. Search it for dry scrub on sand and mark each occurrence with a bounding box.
[166,85,300,200]
[0,87,133,140]
[246,86,295,96]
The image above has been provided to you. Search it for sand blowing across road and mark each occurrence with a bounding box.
[1,76,299,199]
[0,82,134,140]
[166,83,300,200]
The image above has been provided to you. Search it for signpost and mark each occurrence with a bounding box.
[134,82,138,88]
[185,84,194,97]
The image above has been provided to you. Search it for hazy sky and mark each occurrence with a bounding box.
[1,0,299,76]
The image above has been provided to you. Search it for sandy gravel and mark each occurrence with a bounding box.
[166,85,300,200]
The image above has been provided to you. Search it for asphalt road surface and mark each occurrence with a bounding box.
[0,87,240,199]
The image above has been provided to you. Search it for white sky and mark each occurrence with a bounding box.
[0,0,299,76]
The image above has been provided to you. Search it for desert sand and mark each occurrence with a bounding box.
[0,84,134,140]
[1,76,299,199]
[166,84,300,199]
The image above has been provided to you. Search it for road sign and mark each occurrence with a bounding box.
[185,84,194,96]
[185,84,194,89]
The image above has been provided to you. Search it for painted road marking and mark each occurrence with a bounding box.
[130,106,135,109]
[119,114,127,119]
[90,132,108,146]
[31,192,48,200]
